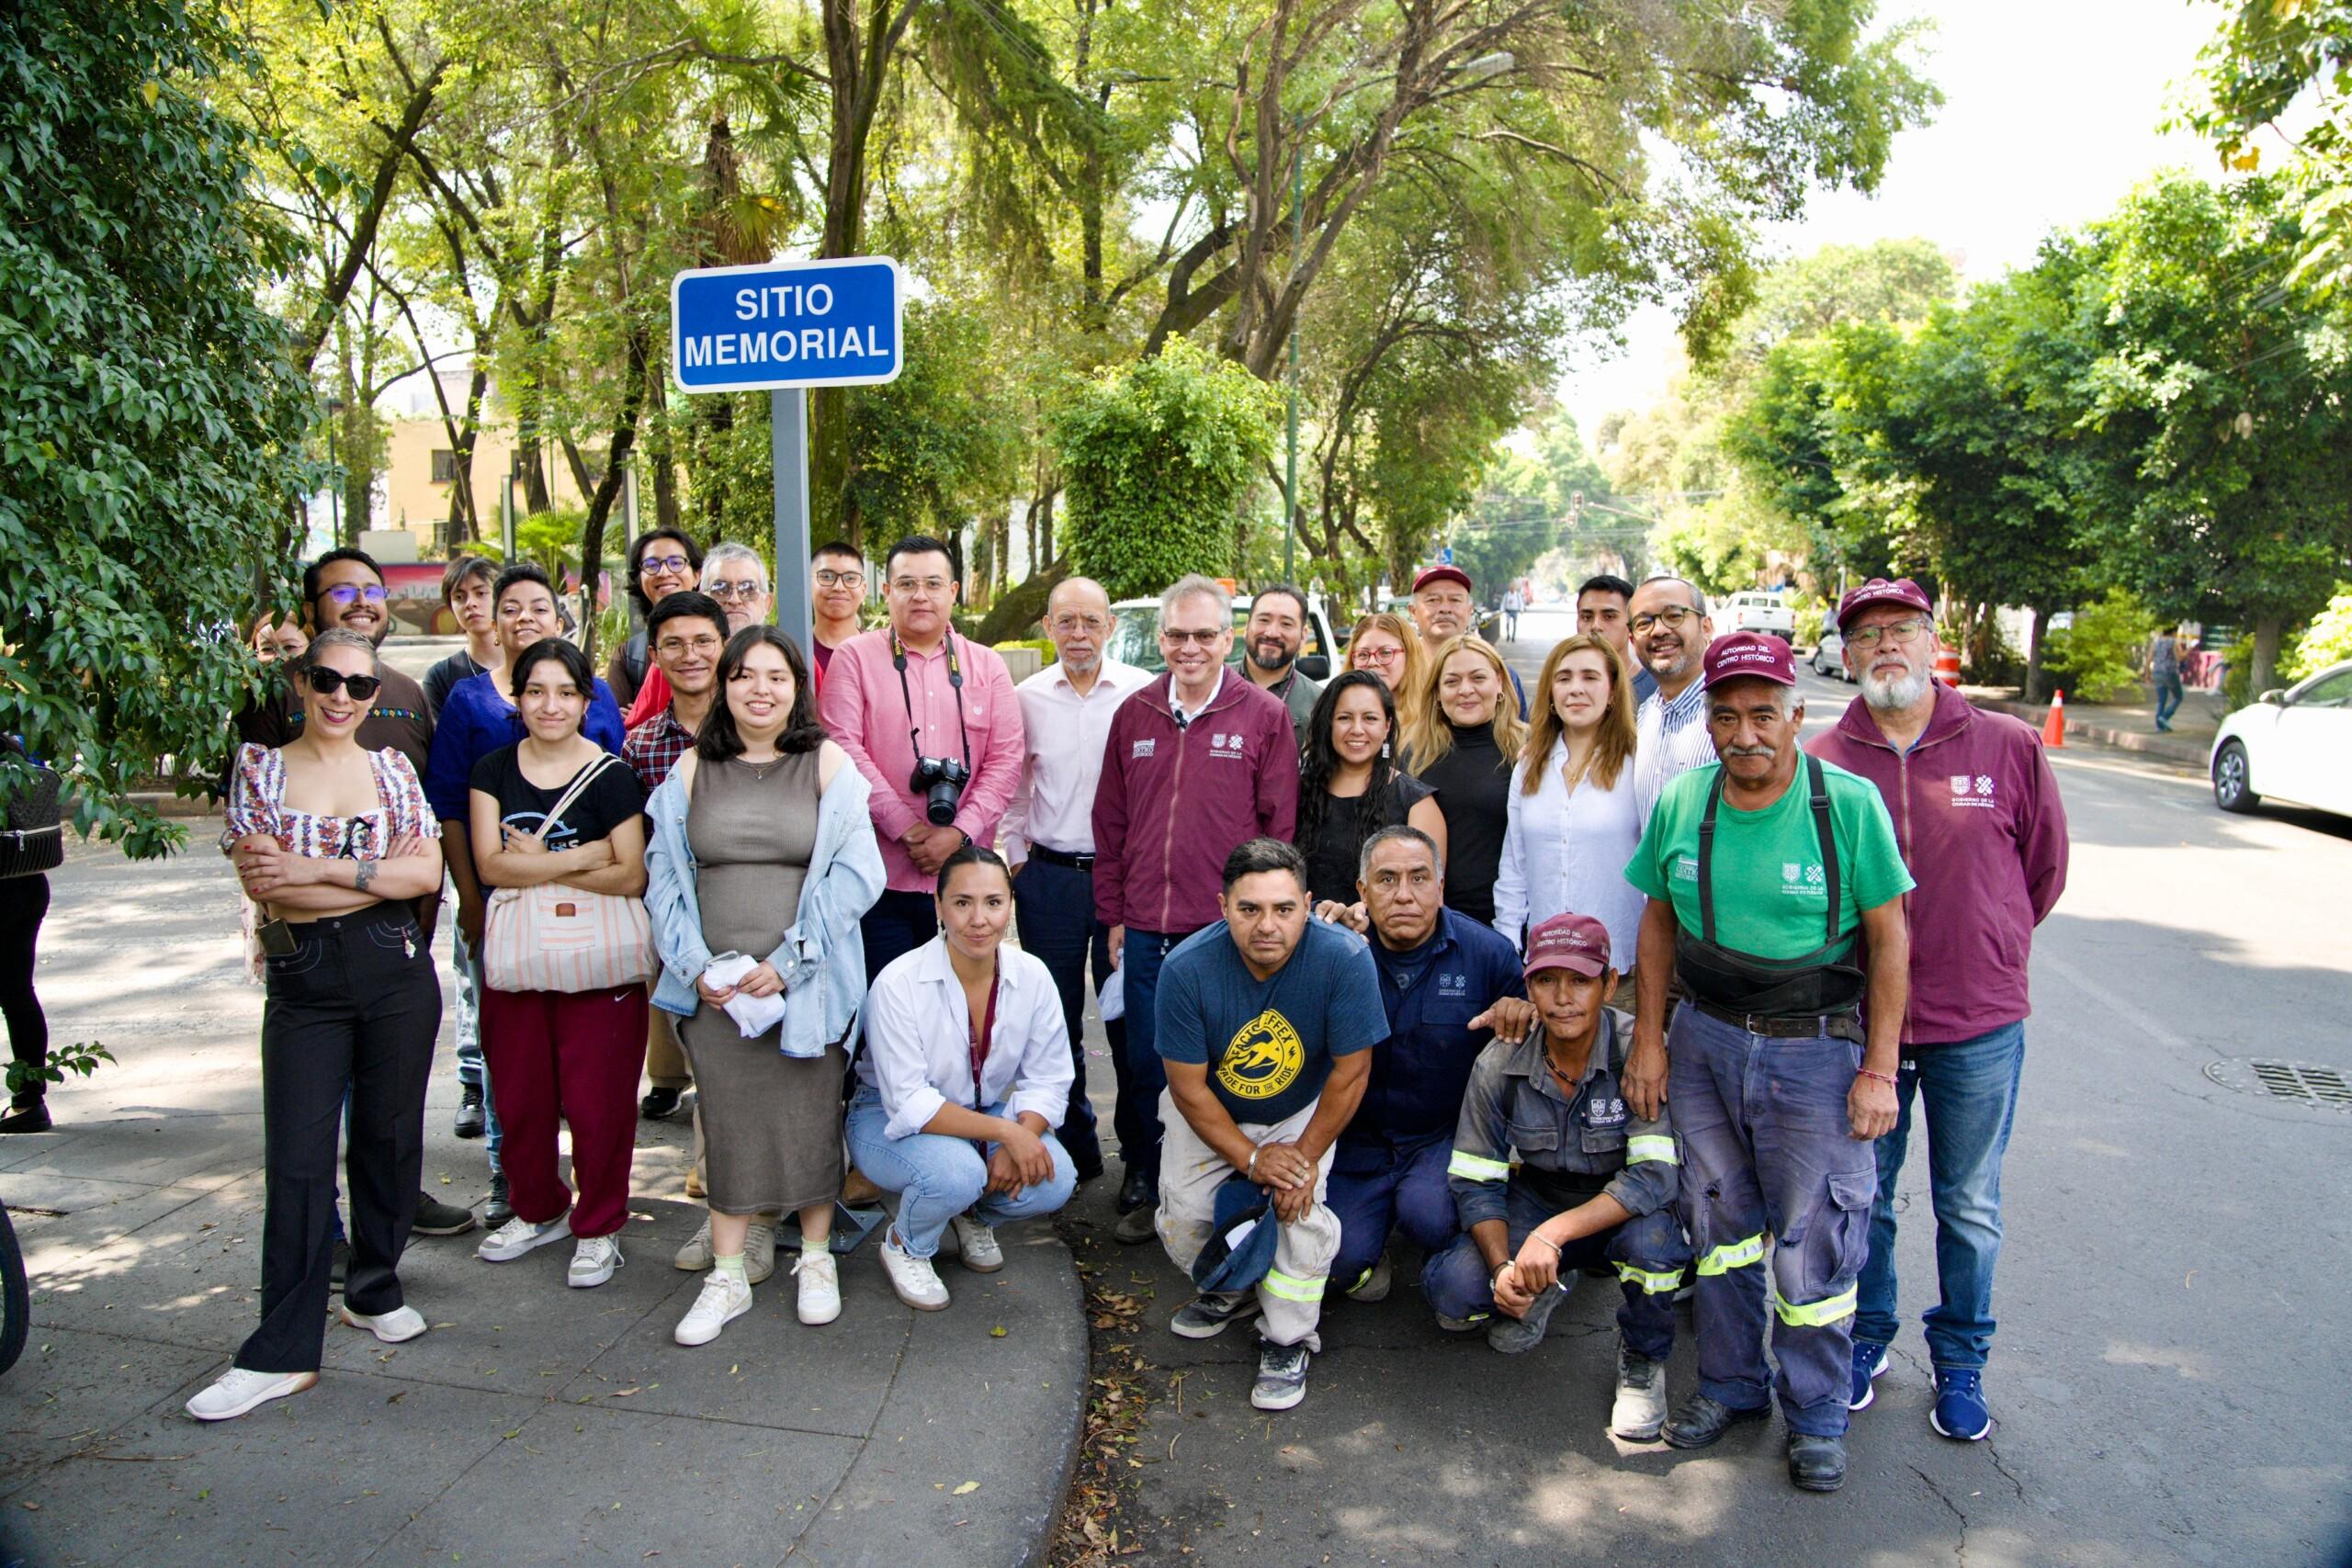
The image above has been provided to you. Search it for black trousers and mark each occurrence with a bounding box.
[0,874,47,1097]
[237,912,441,1374]
[1010,857,1110,1176]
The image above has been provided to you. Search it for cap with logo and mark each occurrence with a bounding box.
[1836,576,1934,626]
[1411,565,1474,595]
[1702,630,1796,690]
[1522,911,1611,980]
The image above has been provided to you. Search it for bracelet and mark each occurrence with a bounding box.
[1856,1066,1898,1088]
[1492,1261,1515,1283]
[1245,1145,1261,1179]
[1526,1233,1561,1257]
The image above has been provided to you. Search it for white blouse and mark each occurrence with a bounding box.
[856,935,1076,1141]
[1491,737,1646,968]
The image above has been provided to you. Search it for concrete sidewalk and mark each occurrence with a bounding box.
[1964,685,2223,772]
[0,824,1086,1568]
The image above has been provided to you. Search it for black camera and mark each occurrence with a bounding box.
[910,755,970,825]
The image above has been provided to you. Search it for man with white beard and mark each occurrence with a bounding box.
[1804,578,2070,1449]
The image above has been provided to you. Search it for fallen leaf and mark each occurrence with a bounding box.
[990,1325,1008,1338]
[952,1481,978,1495]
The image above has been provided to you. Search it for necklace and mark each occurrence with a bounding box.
[732,751,787,780]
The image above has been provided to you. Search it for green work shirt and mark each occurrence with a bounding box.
[1625,758,1913,961]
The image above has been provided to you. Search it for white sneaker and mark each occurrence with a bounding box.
[744,1222,777,1286]
[186,1367,317,1422]
[950,1213,1003,1273]
[476,1212,571,1262]
[338,1303,428,1343]
[673,1272,753,1346]
[879,1230,950,1311]
[795,1249,842,1325]
[673,1217,714,1271]
[568,1235,623,1288]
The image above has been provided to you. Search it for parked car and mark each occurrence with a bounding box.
[1106,592,1338,679]
[2211,660,2352,818]
[1810,613,1854,682]
[1724,590,1796,642]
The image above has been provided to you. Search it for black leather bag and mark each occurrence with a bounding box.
[0,739,62,880]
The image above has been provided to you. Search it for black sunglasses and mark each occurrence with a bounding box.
[304,667,382,701]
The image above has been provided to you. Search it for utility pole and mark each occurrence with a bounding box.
[1283,109,1304,584]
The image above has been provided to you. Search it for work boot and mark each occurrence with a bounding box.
[413,1191,478,1237]
[1660,1392,1769,1450]
[453,1083,486,1139]
[482,1171,514,1230]
[1611,1343,1668,1441]
[1786,1431,1849,1492]
[1487,1277,1572,1354]
[639,1086,683,1122]
[1343,1251,1392,1303]
[1114,1203,1158,1246]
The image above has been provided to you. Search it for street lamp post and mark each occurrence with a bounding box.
[1283,111,1304,584]
[325,396,345,541]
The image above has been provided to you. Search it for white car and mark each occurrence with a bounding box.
[1810,613,1854,682]
[1106,592,1339,680]
[1724,590,1795,643]
[2211,660,2352,818]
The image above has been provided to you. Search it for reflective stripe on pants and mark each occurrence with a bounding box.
[1153,1090,1339,1349]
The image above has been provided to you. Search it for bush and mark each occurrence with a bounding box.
[2288,584,2352,680]
[2044,588,2155,703]
[992,637,1056,665]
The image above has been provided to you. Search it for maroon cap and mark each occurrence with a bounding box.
[1837,576,1933,626]
[1702,630,1796,689]
[1523,912,1611,979]
[1411,565,1473,595]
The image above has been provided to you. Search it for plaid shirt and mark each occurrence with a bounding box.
[624,708,695,795]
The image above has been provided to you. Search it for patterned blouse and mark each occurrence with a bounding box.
[221,743,441,860]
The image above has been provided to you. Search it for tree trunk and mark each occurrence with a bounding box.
[975,554,1069,643]
[2251,612,2285,698]
[2023,604,2049,703]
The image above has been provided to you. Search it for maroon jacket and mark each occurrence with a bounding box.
[1806,682,2069,1046]
[1092,669,1300,935]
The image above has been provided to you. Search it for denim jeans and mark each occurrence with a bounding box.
[1670,1003,1878,1438]
[1424,1179,1685,1360]
[1326,1131,1458,1293]
[1010,858,1108,1176]
[1854,1021,2026,1371]
[2153,672,2186,728]
[1118,929,1195,1196]
[843,1086,1076,1260]
[452,925,503,1168]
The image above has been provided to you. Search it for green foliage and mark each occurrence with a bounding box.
[514,508,588,578]
[845,301,1022,559]
[0,0,319,856]
[2182,0,2352,299]
[2045,589,2156,704]
[2289,585,2352,680]
[991,637,1056,665]
[5,1039,112,1104]
[1451,416,1611,599]
[1052,340,1280,601]
[2222,634,2258,711]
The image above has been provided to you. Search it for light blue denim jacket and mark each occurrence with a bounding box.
[642,750,886,1056]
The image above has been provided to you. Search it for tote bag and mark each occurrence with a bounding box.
[482,753,655,993]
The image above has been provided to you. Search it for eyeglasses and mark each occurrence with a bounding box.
[1352,646,1401,665]
[1049,614,1109,633]
[320,583,387,606]
[1845,616,1933,651]
[303,667,382,700]
[639,554,692,576]
[890,576,953,596]
[706,579,767,601]
[1630,605,1697,635]
[1159,627,1224,645]
[655,633,725,658]
[815,569,865,589]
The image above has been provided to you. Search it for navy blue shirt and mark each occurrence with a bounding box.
[1156,917,1385,1127]
[1345,908,1526,1145]
[423,668,626,824]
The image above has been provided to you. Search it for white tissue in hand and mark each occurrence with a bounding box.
[1098,967,1125,1022]
[703,953,786,1039]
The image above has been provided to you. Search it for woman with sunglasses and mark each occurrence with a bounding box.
[1295,671,1446,912]
[191,630,446,1422]
[645,627,885,1342]
[468,638,651,1289]
[1344,613,1430,764]
[605,529,704,711]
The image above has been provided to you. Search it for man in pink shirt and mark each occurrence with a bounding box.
[819,536,1025,989]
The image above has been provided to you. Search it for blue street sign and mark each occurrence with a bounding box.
[1439,545,1453,565]
[670,256,904,395]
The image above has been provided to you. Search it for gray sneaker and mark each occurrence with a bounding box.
[1170,1290,1254,1340]
[1611,1343,1669,1440]
[1250,1338,1310,1411]
[1487,1276,1573,1355]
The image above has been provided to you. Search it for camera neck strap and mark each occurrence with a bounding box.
[892,627,972,773]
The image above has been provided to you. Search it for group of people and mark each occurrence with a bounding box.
[188,536,2072,1503]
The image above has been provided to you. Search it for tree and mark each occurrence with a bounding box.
[844,300,1022,572]
[1450,413,1608,599]
[2183,0,2352,300]
[1052,339,1281,601]
[0,0,319,854]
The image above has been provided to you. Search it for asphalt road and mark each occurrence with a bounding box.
[1062,606,2352,1568]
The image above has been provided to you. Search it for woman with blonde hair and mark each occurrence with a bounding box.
[1493,636,1643,964]
[1344,612,1430,761]
[1407,636,1526,926]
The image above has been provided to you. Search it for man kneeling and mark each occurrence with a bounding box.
[1153,839,1385,1412]
[1429,912,1690,1439]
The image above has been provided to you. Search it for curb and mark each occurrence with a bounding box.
[1971,697,2212,770]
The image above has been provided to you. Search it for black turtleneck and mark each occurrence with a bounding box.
[1420,719,1511,925]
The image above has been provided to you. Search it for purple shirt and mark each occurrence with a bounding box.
[818,626,1024,894]
[1806,682,2070,1046]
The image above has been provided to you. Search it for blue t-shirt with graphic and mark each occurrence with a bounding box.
[1155,917,1385,1127]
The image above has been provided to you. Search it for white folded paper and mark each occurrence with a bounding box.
[703,952,786,1039]
[1098,966,1125,1022]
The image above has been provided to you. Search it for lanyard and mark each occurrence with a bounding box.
[967,971,1001,1152]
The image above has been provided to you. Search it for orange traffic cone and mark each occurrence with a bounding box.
[2040,689,2067,748]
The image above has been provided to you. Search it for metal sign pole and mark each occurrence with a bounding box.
[772,387,812,652]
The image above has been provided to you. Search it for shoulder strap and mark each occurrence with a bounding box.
[1806,753,1840,946]
[1696,768,1725,945]
[536,751,619,843]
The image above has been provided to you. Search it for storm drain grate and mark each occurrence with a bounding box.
[2203,1057,2352,1111]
